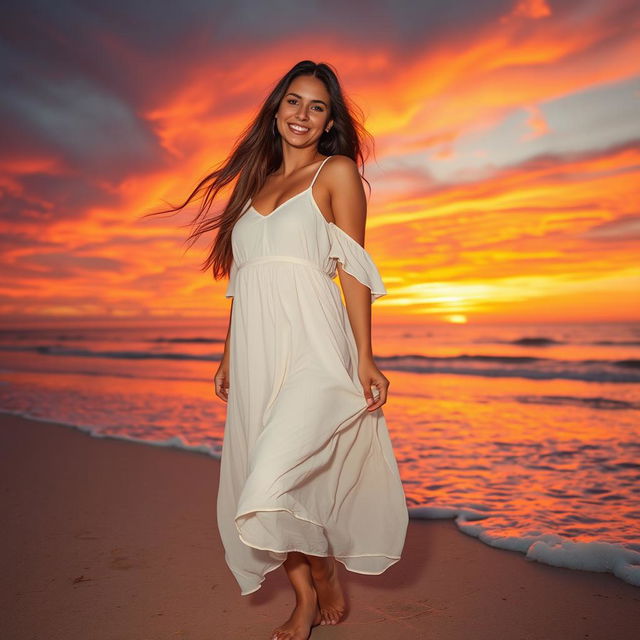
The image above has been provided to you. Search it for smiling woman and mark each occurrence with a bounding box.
[142,59,408,640]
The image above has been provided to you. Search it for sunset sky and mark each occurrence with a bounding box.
[2,0,639,326]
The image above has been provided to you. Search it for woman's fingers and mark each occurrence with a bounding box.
[214,374,229,402]
[363,373,389,411]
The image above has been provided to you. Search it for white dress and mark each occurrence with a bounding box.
[217,155,408,596]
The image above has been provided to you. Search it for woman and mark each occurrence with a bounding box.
[151,60,408,640]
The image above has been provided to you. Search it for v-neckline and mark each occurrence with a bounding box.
[249,187,310,219]
[248,155,332,220]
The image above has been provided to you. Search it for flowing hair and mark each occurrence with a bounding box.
[141,59,375,282]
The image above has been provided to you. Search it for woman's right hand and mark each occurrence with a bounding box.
[214,356,230,402]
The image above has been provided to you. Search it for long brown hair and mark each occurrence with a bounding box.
[142,59,375,281]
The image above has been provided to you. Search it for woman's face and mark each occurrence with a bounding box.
[275,75,333,149]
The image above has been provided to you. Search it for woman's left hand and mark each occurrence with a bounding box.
[358,356,389,411]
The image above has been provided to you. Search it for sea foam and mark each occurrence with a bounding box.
[409,505,640,587]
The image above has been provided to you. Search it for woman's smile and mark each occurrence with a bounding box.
[288,122,310,135]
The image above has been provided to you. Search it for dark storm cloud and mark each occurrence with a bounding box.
[1,74,161,178]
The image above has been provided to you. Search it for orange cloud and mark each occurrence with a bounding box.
[365,142,640,322]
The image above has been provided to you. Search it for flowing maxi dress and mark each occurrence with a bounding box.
[217,155,408,595]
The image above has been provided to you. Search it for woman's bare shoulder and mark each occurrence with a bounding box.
[326,154,358,170]
[323,154,361,188]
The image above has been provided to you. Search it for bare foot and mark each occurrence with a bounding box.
[309,557,347,625]
[271,588,321,640]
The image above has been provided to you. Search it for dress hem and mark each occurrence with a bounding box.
[234,506,402,596]
[236,552,403,596]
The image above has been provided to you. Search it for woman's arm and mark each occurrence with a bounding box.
[214,298,233,402]
[325,156,389,410]
[223,298,233,358]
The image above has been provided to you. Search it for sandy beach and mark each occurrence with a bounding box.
[1,413,638,640]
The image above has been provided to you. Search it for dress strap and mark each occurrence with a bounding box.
[309,155,333,189]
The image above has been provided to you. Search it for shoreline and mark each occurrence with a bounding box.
[4,408,638,588]
[1,413,639,639]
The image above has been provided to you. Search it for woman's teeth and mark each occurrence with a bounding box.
[288,123,310,134]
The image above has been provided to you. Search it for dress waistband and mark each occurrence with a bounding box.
[237,255,332,278]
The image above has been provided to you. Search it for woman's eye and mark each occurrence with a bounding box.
[286,98,323,112]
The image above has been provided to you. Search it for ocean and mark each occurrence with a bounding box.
[1,320,639,586]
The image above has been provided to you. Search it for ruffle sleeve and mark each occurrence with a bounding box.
[327,222,387,303]
[225,258,238,298]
